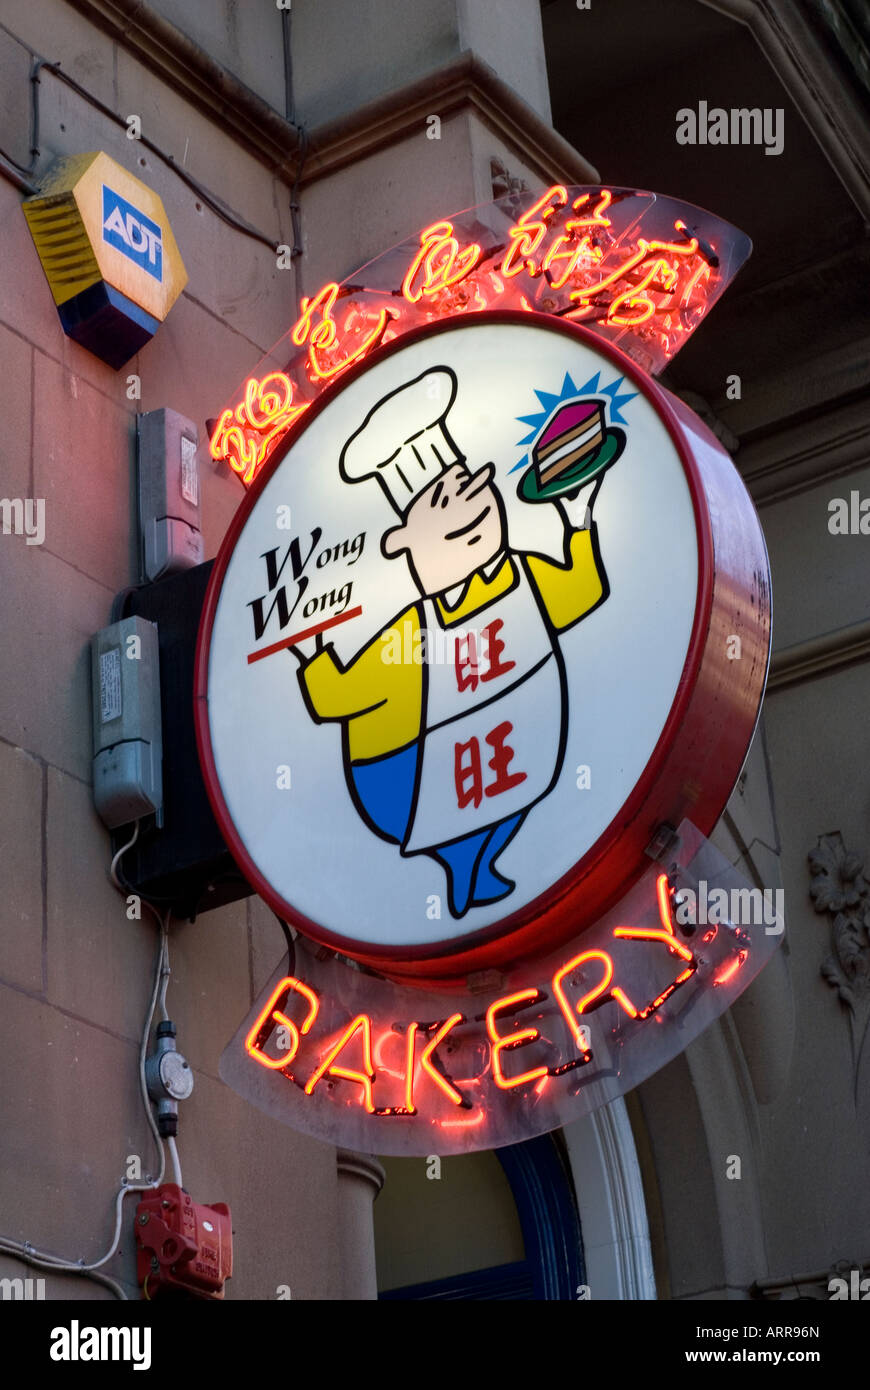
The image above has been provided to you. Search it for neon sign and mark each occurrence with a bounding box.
[221,830,782,1155]
[291,282,395,382]
[246,875,694,1101]
[209,372,307,486]
[199,309,773,1154]
[208,185,751,488]
[402,220,483,302]
[196,312,770,982]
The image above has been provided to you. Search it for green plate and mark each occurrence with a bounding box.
[518,427,625,502]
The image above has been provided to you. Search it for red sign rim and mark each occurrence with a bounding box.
[195,311,738,985]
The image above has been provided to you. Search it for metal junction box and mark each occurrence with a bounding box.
[112,562,252,919]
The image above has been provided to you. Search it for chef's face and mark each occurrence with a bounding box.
[382,461,505,597]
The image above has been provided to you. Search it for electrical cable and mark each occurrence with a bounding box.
[0,911,171,1298]
[0,31,267,1308]
[0,144,34,174]
[289,123,307,262]
[166,1136,183,1189]
[0,1241,128,1301]
[8,50,298,253]
[47,61,280,250]
[275,912,296,969]
[109,819,140,891]
[0,152,38,195]
[156,929,171,1023]
[279,1,305,275]
[0,58,42,176]
[109,811,249,917]
[281,5,295,126]
[110,583,148,624]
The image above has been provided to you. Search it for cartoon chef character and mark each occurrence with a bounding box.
[291,366,623,918]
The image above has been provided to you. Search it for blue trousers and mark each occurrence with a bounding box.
[351,746,525,918]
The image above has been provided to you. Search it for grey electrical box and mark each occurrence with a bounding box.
[91,616,163,829]
[137,408,204,581]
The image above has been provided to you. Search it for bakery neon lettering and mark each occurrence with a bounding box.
[609,875,696,1016]
[372,1025,418,1116]
[419,1014,467,1106]
[713,949,747,987]
[552,949,616,1044]
[402,221,482,303]
[440,1109,485,1129]
[374,1015,468,1114]
[612,873,694,962]
[304,1013,376,1112]
[243,898,700,1113]
[486,989,549,1089]
[402,1024,417,1112]
[245,976,320,1070]
[680,257,712,307]
[542,233,600,291]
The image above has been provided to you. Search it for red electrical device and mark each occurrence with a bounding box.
[135,1184,232,1299]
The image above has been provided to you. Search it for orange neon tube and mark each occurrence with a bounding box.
[308,307,391,381]
[607,258,678,326]
[542,233,595,290]
[612,874,694,961]
[291,281,392,383]
[404,1023,417,1113]
[304,1014,376,1112]
[570,188,613,225]
[419,1014,465,1106]
[244,976,319,1070]
[551,950,613,1047]
[440,1109,485,1130]
[501,185,568,278]
[486,990,548,1089]
[292,282,341,346]
[402,221,482,303]
[714,951,747,987]
[569,231,699,306]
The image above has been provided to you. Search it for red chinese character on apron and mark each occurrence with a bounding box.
[403,562,564,853]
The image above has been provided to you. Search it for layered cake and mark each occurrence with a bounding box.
[533,399,605,486]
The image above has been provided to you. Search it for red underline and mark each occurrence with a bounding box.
[247,606,363,664]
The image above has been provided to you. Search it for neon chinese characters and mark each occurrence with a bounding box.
[209,183,745,487]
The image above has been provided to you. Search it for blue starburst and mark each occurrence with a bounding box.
[509,369,638,472]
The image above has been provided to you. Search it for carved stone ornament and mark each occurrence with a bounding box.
[808,831,870,1100]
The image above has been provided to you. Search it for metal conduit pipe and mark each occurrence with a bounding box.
[67,0,303,182]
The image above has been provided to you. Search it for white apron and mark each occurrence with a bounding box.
[403,560,564,852]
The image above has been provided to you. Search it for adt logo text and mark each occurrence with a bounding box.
[102,186,163,281]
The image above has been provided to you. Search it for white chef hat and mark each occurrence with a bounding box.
[339,367,463,514]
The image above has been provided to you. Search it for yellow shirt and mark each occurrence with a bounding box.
[301,531,604,762]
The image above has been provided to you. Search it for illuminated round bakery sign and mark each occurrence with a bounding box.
[195,312,770,984]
